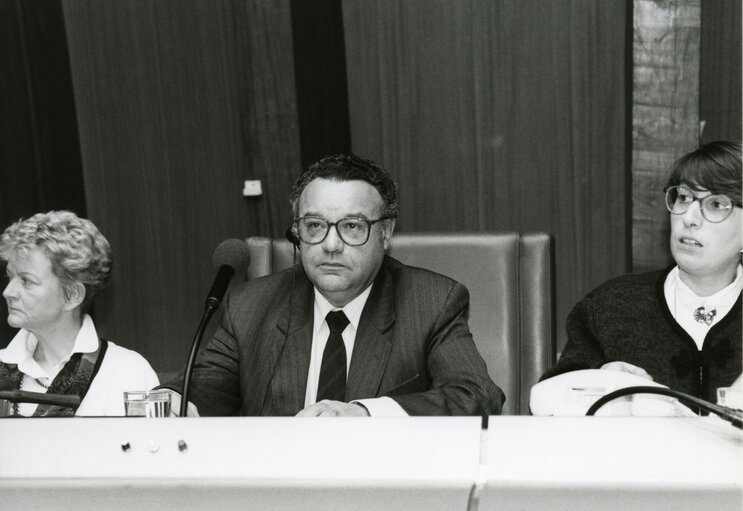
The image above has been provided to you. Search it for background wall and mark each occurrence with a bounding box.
[61,0,302,371]
[700,0,741,144]
[342,0,630,358]
[0,0,86,343]
[1,0,740,376]
[631,0,701,272]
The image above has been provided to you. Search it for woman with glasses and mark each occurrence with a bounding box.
[541,141,741,403]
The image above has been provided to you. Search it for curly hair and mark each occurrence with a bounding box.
[665,141,742,205]
[0,211,112,314]
[289,154,399,220]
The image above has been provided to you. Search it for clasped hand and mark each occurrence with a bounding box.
[296,400,370,417]
[601,361,653,380]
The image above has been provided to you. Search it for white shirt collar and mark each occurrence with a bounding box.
[664,265,743,349]
[670,264,743,309]
[0,314,99,378]
[313,285,373,335]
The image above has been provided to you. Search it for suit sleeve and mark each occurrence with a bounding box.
[157,291,243,416]
[391,282,505,416]
[540,294,607,381]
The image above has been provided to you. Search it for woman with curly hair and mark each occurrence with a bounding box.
[0,211,158,416]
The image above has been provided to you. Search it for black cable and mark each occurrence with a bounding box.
[585,385,743,429]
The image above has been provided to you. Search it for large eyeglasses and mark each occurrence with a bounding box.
[664,186,739,223]
[293,216,389,246]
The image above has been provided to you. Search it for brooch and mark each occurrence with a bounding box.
[693,305,717,326]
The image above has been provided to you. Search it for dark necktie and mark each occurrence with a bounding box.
[316,310,350,402]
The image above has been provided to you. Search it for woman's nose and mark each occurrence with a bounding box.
[3,279,17,299]
[681,200,703,227]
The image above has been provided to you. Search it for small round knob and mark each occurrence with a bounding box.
[178,440,188,452]
[147,440,160,453]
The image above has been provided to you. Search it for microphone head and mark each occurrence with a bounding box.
[212,239,251,274]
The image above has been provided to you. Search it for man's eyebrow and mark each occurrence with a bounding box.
[300,212,372,220]
[340,213,372,220]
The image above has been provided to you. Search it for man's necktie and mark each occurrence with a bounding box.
[316,310,350,402]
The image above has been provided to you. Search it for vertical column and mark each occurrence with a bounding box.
[632,0,700,272]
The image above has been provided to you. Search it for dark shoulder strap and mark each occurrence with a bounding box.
[0,362,24,392]
[34,339,109,417]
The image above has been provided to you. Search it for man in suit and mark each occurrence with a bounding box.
[164,154,504,416]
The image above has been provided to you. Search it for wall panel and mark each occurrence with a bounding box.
[631,0,699,273]
[0,0,86,345]
[700,0,742,143]
[62,0,301,372]
[342,0,630,352]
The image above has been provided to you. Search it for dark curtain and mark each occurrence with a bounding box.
[62,0,302,372]
[5,0,736,368]
[700,0,742,143]
[0,0,85,345]
[342,0,630,352]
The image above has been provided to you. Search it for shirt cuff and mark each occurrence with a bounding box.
[352,396,409,417]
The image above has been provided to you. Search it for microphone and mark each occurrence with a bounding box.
[180,239,251,416]
[206,239,251,310]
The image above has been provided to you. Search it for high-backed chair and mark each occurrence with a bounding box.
[245,232,556,415]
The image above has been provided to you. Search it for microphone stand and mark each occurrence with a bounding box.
[0,389,81,411]
[178,240,249,417]
[179,298,221,417]
[585,385,743,429]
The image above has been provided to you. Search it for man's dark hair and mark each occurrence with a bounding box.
[665,140,742,205]
[290,154,400,219]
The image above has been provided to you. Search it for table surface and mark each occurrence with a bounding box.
[1,415,741,510]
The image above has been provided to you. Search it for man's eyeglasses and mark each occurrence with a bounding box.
[664,186,740,223]
[293,216,389,246]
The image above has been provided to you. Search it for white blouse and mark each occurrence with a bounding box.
[664,265,743,350]
[0,315,159,416]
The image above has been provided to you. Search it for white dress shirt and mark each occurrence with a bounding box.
[304,285,408,417]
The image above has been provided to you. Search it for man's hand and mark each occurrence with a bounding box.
[295,400,370,417]
[601,361,653,380]
[165,391,201,417]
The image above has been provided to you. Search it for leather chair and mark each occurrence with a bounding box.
[245,232,556,415]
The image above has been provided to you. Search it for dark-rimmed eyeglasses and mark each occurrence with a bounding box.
[664,186,740,223]
[293,216,389,246]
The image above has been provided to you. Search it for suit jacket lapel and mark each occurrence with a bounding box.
[263,270,314,415]
[347,261,395,401]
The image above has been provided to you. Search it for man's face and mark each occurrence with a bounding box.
[297,178,395,307]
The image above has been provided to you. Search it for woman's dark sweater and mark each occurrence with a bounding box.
[542,268,742,403]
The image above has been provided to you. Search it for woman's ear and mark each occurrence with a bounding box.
[64,282,86,312]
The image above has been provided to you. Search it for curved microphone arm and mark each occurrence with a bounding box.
[585,385,743,429]
[178,239,250,417]
[179,302,219,417]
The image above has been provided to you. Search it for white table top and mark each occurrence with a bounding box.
[1,415,740,510]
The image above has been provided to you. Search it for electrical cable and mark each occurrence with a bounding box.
[585,385,743,429]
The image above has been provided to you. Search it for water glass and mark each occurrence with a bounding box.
[717,387,743,410]
[124,389,172,417]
